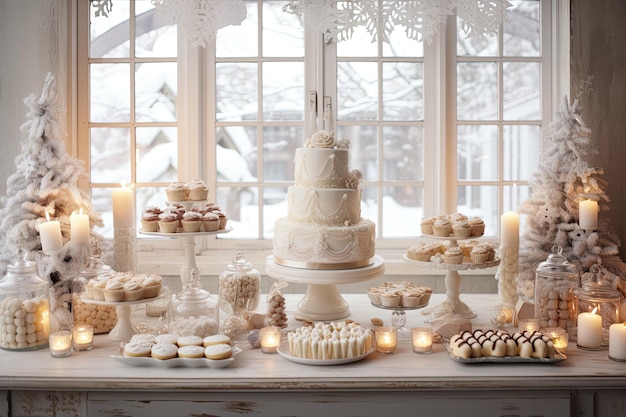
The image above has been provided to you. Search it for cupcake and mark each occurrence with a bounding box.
[452,220,472,238]
[140,210,161,232]
[166,181,188,202]
[214,210,228,230]
[158,211,179,233]
[443,246,464,264]
[459,240,480,258]
[449,212,468,223]
[406,243,432,262]
[141,274,163,299]
[104,279,125,302]
[202,212,219,232]
[470,244,490,264]
[367,287,382,306]
[420,217,435,235]
[467,217,485,236]
[187,179,209,201]
[379,290,401,308]
[432,216,452,237]
[401,291,426,308]
[181,211,203,232]
[91,278,108,301]
[124,279,144,302]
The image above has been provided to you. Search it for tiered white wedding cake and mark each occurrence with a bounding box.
[272,130,376,269]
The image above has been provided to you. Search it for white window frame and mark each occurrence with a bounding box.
[73,0,570,277]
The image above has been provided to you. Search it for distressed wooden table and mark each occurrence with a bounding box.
[1,293,625,417]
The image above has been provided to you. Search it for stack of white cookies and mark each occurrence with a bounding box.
[123,333,233,360]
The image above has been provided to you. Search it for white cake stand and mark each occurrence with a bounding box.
[265,255,385,321]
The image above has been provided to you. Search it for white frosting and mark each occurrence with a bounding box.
[294,148,350,188]
[287,187,361,226]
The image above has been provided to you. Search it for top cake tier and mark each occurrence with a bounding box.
[294,147,350,188]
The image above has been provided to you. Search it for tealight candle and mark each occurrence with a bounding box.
[72,324,94,351]
[49,330,72,358]
[39,211,63,255]
[609,322,626,361]
[579,199,598,230]
[577,307,602,350]
[375,326,397,354]
[260,326,281,353]
[411,327,433,354]
[518,318,541,333]
[542,327,569,352]
[70,208,90,244]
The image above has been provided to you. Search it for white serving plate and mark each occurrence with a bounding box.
[111,355,235,368]
[277,346,375,366]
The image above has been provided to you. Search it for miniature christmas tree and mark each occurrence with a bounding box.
[0,73,107,328]
[517,95,626,301]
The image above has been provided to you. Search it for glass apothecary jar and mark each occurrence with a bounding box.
[0,249,50,350]
[72,249,117,334]
[534,246,579,330]
[218,252,260,317]
[169,269,219,338]
[573,265,622,347]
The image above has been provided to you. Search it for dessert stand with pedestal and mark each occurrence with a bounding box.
[372,301,428,340]
[80,290,168,342]
[403,235,499,324]
[265,255,385,321]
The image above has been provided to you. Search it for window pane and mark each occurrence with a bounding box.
[503,62,540,120]
[136,127,177,183]
[457,62,498,120]
[263,186,288,239]
[135,62,177,122]
[216,186,259,239]
[217,127,258,182]
[336,27,378,57]
[135,2,177,58]
[382,62,423,121]
[457,125,497,181]
[262,0,304,57]
[503,184,529,213]
[216,1,259,57]
[337,62,378,121]
[90,63,130,123]
[90,0,130,58]
[383,125,423,181]
[216,63,258,121]
[263,62,304,121]
[91,188,117,237]
[262,126,302,181]
[457,185,498,236]
[90,128,130,183]
[457,18,498,57]
[504,1,540,57]
[338,125,378,182]
[382,27,424,57]
[503,124,540,181]
[382,186,423,238]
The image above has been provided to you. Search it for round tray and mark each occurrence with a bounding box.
[403,254,500,270]
[138,226,232,237]
[80,289,169,306]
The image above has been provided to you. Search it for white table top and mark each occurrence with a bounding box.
[0,293,624,392]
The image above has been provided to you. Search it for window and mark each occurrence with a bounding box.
[78,0,558,272]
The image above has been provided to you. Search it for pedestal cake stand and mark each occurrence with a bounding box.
[265,255,385,321]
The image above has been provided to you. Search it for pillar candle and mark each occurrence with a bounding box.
[501,211,519,248]
[39,211,63,255]
[577,307,602,349]
[70,208,90,244]
[609,322,626,361]
[579,199,598,229]
[112,182,134,228]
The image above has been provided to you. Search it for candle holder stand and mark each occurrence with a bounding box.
[114,226,137,273]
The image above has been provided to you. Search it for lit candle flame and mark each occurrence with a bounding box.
[45,211,51,221]
[591,306,598,314]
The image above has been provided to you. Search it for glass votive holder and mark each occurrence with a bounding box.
[492,303,515,327]
[518,318,541,333]
[260,326,281,353]
[541,327,569,353]
[49,330,72,358]
[411,327,433,354]
[375,326,397,354]
[72,324,94,351]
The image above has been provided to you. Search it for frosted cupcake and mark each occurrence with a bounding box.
[104,279,125,302]
[141,274,163,299]
[181,211,203,232]
[202,212,219,232]
[91,278,108,301]
[406,243,432,262]
[379,290,401,308]
[166,181,188,202]
[141,209,160,232]
[432,217,452,237]
[452,220,472,238]
[467,217,485,236]
[214,210,228,230]
[443,246,464,264]
[420,217,435,235]
[187,179,209,201]
[158,211,179,233]
[470,244,490,264]
[124,279,144,302]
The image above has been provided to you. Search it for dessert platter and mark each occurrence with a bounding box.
[277,345,375,366]
[266,130,384,321]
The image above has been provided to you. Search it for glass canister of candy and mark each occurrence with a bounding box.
[0,249,51,350]
[573,265,622,347]
[72,247,117,334]
[265,281,288,329]
[168,269,219,338]
[534,245,579,331]
[218,252,261,337]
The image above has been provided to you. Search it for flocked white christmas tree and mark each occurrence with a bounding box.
[0,73,108,328]
[517,95,626,301]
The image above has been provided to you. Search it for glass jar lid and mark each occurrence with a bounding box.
[536,246,578,276]
[0,248,48,289]
[573,265,622,303]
